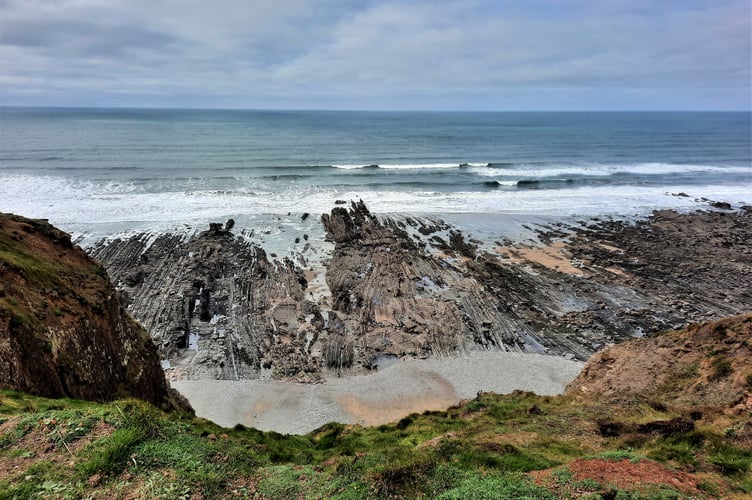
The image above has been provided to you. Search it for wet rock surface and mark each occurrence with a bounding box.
[90,202,752,381]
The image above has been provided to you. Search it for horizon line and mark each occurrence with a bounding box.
[2,104,750,114]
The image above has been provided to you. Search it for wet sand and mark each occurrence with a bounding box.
[173,351,583,435]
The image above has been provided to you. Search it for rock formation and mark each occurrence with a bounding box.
[90,202,752,382]
[0,214,187,411]
[91,224,323,381]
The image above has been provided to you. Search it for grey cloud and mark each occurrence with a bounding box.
[2,19,177,58]
[0,0,749,109]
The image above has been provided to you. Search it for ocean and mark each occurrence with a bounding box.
[1,108,750,239]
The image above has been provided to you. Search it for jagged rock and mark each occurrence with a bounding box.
[91,229,320,381]
[0,214,187,412]
[90,203,752,382]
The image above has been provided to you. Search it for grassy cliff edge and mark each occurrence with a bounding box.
[1,315,751,498]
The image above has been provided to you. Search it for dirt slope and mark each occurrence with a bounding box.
[0,214,186,411]
[567,314,752,409]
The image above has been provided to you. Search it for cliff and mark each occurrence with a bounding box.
[567,313,752,409]
[0,214,186,411]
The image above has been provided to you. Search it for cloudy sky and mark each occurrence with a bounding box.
[1,0,749,110]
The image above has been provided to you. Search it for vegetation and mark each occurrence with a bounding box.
[1,388,749,499]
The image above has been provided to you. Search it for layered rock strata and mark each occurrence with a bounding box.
[90,223,318,381]
[91,202,752,382]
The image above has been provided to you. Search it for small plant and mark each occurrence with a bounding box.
[709,355,734,381]
[698,480,719,495]
[594,450,638,461]
[9,313,25,329]
[709,443,752,474]
[550,468,574,484]
[53,307,62,317]
[575,477,602,490]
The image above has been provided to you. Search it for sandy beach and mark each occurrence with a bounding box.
[172,351,583,434]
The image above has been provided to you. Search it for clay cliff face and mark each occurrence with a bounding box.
[567,314,752,410]
[0,214,183,410]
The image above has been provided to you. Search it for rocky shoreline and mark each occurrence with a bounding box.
[89,201,752,383]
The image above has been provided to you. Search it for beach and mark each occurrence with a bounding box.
[172,351,584,434]
[92,202,752,435]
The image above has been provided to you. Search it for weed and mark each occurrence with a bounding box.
[697,480,719,495]
[550,468,574,484]
[9,313,25,329]
[594,450,639,461]
[575,477,602,490]
[77,426,143,476]
[647,440,697,467]
[709,355,734,381]
[436,473,554,499]
[708,443,752,474]
[142,470,192,500]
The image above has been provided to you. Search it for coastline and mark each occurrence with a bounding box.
[82,200,752,433]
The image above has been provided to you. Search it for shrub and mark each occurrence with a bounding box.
[709,355,734,381]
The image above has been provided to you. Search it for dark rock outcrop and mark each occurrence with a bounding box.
[90,203,752,382]
[319,201,611,363]
[91,223,323,381]
[0,214,186,411]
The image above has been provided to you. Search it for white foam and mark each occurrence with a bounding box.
[470,162,751,178]
[332,163,461,170]
[378,163,460,170]
[1,173,749,238]
[331,164,369,170]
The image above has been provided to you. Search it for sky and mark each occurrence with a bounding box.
[0,0,750,111]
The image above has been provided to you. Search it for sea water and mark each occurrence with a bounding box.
[1,108,750,240]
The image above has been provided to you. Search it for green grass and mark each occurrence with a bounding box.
[436,473,554,499]
[0,388,748,499]
[708,442,752,475]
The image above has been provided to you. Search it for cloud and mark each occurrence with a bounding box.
[0,0,749,109]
